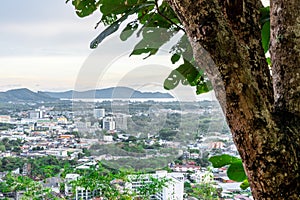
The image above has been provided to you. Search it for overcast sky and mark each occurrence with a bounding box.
[0,0,100,92]
[0,0,269,101]
[0,1,177,92]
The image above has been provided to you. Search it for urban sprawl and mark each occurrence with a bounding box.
[0,100,253,199]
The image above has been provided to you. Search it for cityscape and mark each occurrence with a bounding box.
[1,0,297,199]
[0,90,252,200]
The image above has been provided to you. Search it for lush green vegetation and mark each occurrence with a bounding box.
[0,123,16,131]
[185,182,221,200]
[0,161,171,200]
[90,143,147,157]
[0,172,60,200]
[0,138,23,153]
[28,156,75,179]
[69,163,169,200]
[0,156,76,180]
[0,156,25,173]
[101,156,176,172]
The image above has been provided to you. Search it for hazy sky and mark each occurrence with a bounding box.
[0,0,100,92]
[0,0,269,101]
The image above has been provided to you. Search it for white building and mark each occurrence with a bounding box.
[65,173,100,200]
[190,170,214,183]
[103,135,113,142]
[45,149,68,158]
[102,117,116,131]
[65,173,80,196]
[29,109,44,119]
[29,111,40,119]
[127,170,184,200]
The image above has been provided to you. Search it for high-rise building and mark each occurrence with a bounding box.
[126,170,184,200]
[102,117,116,131]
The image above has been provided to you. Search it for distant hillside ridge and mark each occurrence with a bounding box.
[42,87,174,99]
[0,88,58,102]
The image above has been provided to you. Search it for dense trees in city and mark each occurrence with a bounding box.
[0,156,25,172]
[0,156,76,180]
[0,123,16,131]
[0,138,23,153]
[69,0,300,198]
[0,172,60,200]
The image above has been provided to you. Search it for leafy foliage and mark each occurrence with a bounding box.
[134,175,169,199]
[0,155,76,179]
[67,0,211,95]
[208,154,240,168]
[227,160,247,182]
[69,162,168,199]
[0,173,60,200]
[240,179,250,190]
[209,154,248,189]
[188,183,220,200]
[0,156,25,172]
[0,138,23,153]
[71,0,100,17]
[0,123,16,131]
[28,156,76,179]
[260,6,270,53]
[68,1,272,95]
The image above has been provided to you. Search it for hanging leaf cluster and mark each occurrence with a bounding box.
[209,154,249,189]
[68,0,212,95]
[68,1,272,94]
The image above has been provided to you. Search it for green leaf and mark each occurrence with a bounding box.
[100,0,147,16]
[170,35,193,61]
[164,59,211,94]
[266,57,271,65]
[260,6,270,53]
[90,3,154,49]
[164,60,198,90]
[163,70,181,90]
[196,82,212,94]
[171,54,181,64]
[120,21,139,41]
[240,179,250,190]
[227,160,247,182]
[72,0,100,18]
[260,6,270,25]
[261,20,270,53]
[209,154,240,168]
[130,27,177,57]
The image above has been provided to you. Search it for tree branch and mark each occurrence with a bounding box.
[270,0,300,116]
[155,0,185,32]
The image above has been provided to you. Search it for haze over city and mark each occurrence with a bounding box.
[0,0,269,99]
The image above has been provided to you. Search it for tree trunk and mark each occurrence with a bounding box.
[167,0,300,199]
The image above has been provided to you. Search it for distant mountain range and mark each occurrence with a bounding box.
[0,87,173,102]
[0,88,58,102]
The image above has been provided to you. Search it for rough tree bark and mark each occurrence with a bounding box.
[166,0,300,199]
